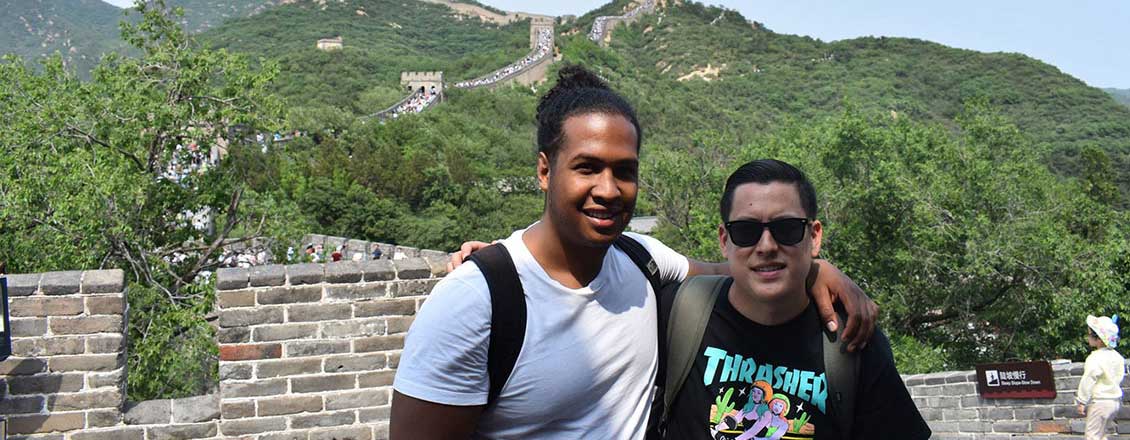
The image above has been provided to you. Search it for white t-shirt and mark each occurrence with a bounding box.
[394,228,689,439]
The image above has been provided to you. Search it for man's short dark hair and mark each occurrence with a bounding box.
[719,159,818,222]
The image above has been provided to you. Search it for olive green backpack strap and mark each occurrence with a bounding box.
[659,275,729,428]
[822,308,860,440]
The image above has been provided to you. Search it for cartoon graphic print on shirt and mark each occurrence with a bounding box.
[702,346,826,440]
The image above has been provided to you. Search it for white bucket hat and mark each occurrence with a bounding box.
[1087,314,1120,348]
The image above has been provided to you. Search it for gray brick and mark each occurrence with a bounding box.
[322,318,386,339]
[992,420,1030,432]
[81,269,124,294]
[221,378,288,399]
[288,303,352,322]
[325,389,389,410]
[358,370,396,388]
[355,335,405,353]
[217,326,251,343]
[125,399,172,424]
[46,389,122,411]
[12,336,85,356]
[171,394,220,423]
[261,431,310,440]
[217,290,255,308]
[309,425,372,440]
[9,318,48,337]
[39,271,82,295]
[253,323,320,342]
[86,295,126,315]
[71,427,144,440]
[249,264,287,287]
[220,417,288,436]
[257,358,322,378]
[89,370,125,388]
[146,422,218,440]
[87,335,124,353]
[285,340,351,357]
[287,263,324,285]
[354,298,416,317]
[87,408,123,427]
[5,273,42,296]
[291,410,355,429]
[361,260,395,281]
[325,261,363,283]
[219,363,252,381]
[358,405,391,423]
[394,259,431,279]
[218,307,284,327]
[9,296,84,317]
[0,395,44,414]
[216,267,250,290]
[391,279,439,297]
[221,400,255,419]
[0,357,47,375]
[385,316,414,334]
[7,373,84,394]
[325,284,389,301]
[49,316,123,334]
[258,286,323,305]
[324,353,387,373]
[257,395,323,416]
[292,374,356,393]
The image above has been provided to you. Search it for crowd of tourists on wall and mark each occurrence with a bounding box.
[454,29,553,89]
[385,86,440,119]
[588,0,656,42]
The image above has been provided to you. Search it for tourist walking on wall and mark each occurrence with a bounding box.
[1076,314,1125,440]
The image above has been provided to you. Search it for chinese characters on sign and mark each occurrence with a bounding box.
[976,361,1056,399]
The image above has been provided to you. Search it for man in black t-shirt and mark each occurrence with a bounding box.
[661,159,930,440]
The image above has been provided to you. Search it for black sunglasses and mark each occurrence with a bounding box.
[724,218,810,247]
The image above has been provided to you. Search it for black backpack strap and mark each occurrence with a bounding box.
[660,275,728,428]
[613,234,663,296]
[466,243,526,407]
[822,308,861,440]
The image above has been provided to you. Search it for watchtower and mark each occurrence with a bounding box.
[400,71,445,98]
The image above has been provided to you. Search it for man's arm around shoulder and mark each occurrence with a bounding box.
[391,391,484,439]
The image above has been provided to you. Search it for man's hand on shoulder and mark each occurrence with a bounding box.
[809,259,878,352]
[447,240,496,273]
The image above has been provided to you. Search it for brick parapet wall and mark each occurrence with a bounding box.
[906,361,1130,439]
[211,257,444,440]
[1,270,128,438]
[8,263,1130,439]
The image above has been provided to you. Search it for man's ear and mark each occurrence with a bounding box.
[536,152,551,192]
[810,219,823,258]
[718,223,729,259]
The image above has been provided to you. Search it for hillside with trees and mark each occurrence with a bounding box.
[2,0,1127,399]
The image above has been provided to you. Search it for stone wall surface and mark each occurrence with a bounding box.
[905,362,1130,439]
[6,263,1130,439]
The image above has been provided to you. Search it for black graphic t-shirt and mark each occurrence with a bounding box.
[660,279,931,440]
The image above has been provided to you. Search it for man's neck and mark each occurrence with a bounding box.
[522,218,610,289]
[727,282,810,326]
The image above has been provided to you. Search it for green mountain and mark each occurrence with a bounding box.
[0,0,125,73]
[1106,88,1130,109]
[198,0,531,112]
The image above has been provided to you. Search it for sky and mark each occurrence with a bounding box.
[100,0,1129,88]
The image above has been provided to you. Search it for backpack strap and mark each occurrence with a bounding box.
[822,308,860,440]
[466,243,526,407]
[613,235,663,297]
[660,275,729,427]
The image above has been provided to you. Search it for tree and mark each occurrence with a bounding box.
[0,0,290,399]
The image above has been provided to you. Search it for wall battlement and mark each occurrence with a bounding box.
[4,260,1128,438]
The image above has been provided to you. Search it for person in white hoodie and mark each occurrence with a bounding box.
[1076,314,1126,440]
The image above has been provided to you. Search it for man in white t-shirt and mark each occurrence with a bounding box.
[390,66,875,439]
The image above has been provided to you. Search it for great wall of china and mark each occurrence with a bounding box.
[8,2,1129,439]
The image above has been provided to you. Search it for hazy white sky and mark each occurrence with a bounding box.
[100,0,1130,88]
